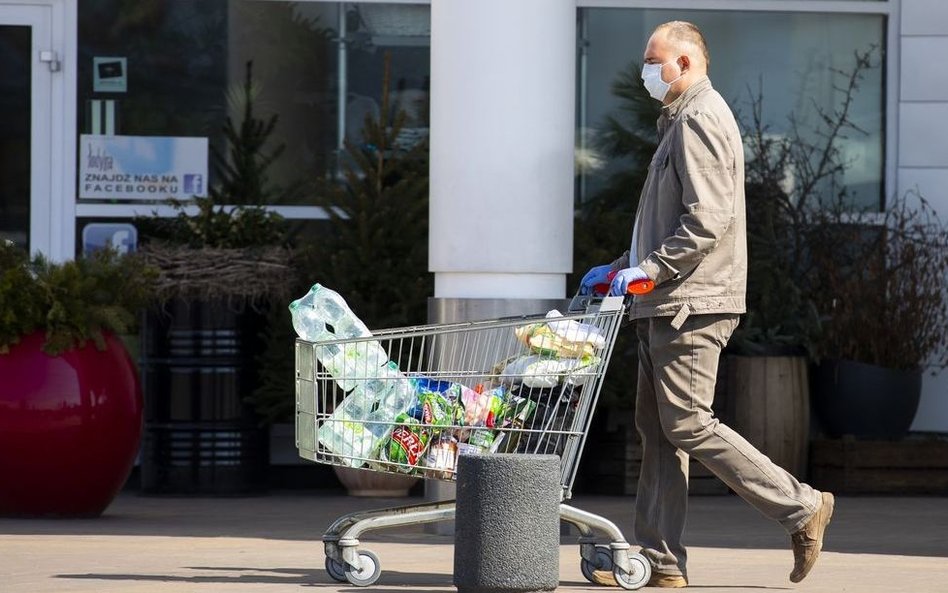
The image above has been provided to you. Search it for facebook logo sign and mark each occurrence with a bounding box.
[82,223,138,256]
[183,174,204,195]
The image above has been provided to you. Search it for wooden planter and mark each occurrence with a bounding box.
[719,355,810,478]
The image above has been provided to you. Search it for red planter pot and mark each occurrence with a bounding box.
[0,331,142,516]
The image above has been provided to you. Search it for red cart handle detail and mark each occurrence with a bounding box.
[592,271,654,296]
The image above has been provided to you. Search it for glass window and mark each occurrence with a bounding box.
[0,24,31,247]
[578,9,885,210]
[77,1,430,206]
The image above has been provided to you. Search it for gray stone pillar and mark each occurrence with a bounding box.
[454,454,560,593]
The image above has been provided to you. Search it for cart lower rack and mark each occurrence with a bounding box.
[295,295,651,589]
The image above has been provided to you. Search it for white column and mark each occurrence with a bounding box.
[898,0,948,432]
[429,0,576,300]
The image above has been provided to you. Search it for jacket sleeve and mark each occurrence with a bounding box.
[637,111,737,285]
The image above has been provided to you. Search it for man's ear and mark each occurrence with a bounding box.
[678,55,691,74]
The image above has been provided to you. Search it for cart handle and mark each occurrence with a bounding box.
[592,270,654,296]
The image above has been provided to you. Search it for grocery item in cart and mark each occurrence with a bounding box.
[514,309,606,358]
[499,354,600,388]
[424,433,458,479]
[457,386,505,428]
[407,383,456,427]
[492,395,539,453]
[382,413,431,472]
[317,361,415,467]
[290,284,397,391]
[290,283,373,340]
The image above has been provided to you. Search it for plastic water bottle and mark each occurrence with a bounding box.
[317,362,419,465]
[317,371,393,466]
[291,285,417,465]
[319,340,392,392]
[290,284,390,390]
[289,283,370,341]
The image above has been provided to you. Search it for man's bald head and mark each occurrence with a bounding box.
[653,21,709,71]
[643,21,710,104]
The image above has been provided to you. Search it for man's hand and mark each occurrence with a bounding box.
[610,267,650,296]
[579,264,613,295]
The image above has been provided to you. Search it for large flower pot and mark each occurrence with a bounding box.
[333,466,418,497]
[0,331,142,516]
[811,359,922,440]
[721,355,810,478]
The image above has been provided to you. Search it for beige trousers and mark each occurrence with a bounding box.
[633,313,822,577]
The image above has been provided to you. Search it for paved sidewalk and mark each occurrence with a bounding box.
[1,492,946,592]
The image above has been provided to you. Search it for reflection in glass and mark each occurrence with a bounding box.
[578,9,885,210]
[0,25,31,248]
[76,1,430,206]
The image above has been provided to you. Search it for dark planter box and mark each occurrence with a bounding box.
[811,359,921,440]
[139,299,269,495]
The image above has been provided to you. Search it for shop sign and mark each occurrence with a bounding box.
[82,223,137,255]
[79,135,208,200]
[93,57,127,93]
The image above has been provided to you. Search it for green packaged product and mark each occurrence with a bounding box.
[384,413,431,471]
[468,428,496,449]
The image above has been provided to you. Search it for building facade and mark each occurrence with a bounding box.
[1,0,945,431]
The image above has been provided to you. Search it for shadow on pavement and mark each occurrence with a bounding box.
[56,566,455,588]
[6,493,947,559]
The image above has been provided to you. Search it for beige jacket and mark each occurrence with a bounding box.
[613,76,747,323]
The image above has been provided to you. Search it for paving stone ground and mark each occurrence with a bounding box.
[1,492,946,592]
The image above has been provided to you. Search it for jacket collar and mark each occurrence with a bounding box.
[661,75,711,121]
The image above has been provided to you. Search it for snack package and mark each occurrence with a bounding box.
[382,413,431,473]
[458,386,505,427]
[514,310,605,358]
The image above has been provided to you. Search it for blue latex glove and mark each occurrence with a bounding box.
[579,264,613,295]
[610,267,649,296]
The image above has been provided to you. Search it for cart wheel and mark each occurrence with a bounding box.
[324,556,346,582]
[344,550,382,587]
[612,552,651,591]
[580,545,614,583]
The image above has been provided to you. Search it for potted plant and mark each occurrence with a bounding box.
[805,192,948,439]
[0,242,155,516]
[135,61,296,494]
[732,46,948,441]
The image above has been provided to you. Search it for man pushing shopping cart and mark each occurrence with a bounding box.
[578,20,834,589]
[292,18,832,592]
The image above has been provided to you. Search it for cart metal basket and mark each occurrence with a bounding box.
[295,295,651,589]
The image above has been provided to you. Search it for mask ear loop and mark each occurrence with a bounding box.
[665,58,684,86]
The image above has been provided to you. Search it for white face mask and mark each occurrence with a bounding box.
[641,61,683,103]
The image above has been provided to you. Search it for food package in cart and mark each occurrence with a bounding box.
[379,413,431,474]
[407,378,459,427]
[514,309,606,358]
[424,433,459,479]
[498,354,601,388]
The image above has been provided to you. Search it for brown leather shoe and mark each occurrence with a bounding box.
[790,492,835,583]
[648,572,688,588]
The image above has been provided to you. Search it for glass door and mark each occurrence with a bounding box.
[0,5,52,255]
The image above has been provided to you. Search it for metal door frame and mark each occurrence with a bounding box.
[0,0,75,260]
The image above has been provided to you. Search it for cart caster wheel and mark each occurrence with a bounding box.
[325,556,346,582]
[613,552,651,590]
[344,550,382,587]
[580,545,614,583]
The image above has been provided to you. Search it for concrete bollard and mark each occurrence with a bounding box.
[454,454,560,593]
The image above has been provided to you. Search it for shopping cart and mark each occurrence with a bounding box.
[295,295,651,589]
